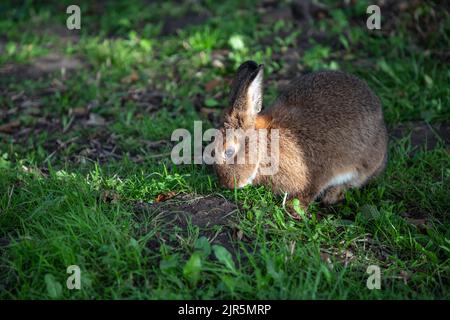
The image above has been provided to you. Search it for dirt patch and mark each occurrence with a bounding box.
[37,24,81,46]
[58,129,169,165]
[121,88,167,114]
[389,121,450,151]
[0,53,84,82]
[134,193,240,253]
[1,83,171,165]
[68,130,120,163]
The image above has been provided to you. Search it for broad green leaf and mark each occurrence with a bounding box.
[205,98,219,107]
[183,252,202,285]
[212,245,235,271]
[44,274,63,299]
[160,254,179,274]
[195,236,211,257]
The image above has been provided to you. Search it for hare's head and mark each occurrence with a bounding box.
[213,61,265,189]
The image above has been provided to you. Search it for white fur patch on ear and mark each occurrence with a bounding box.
[246,68,263,116]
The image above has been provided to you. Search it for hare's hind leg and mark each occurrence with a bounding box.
[320,149,388,206]
[353,151,388,189]
[320,170,358,205]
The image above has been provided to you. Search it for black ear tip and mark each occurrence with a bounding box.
[238,60,259,71]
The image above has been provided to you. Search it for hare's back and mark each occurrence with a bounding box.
[273,70,382,119]
[269,70,386,158]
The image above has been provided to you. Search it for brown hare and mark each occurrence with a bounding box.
[213,60,388,211]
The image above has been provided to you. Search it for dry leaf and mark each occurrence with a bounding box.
[21,99,42,109]
[320,251,332,264]
[289,241,296,255]
[86,113,106,126]
[399,270,410,284]
[101,190,121,203]
[70,107,89,117]
[121,71,139,84]
[155,191,177,203]
[406,218,428,227]
[342,249,354,263]
[200,107,219,116]
[205,79,221,92]
[406,217,429,233]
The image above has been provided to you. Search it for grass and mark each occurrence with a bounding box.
[0,0,449,299]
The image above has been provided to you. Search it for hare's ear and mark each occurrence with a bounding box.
[246,65,264,116]
[229,61,264,118]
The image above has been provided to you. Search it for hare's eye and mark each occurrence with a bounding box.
[224,147,235,159]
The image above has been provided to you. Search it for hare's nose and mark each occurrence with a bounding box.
[224,147,235,159]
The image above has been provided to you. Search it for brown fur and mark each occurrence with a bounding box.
[255,115,272,129]
[213,61,388,209]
